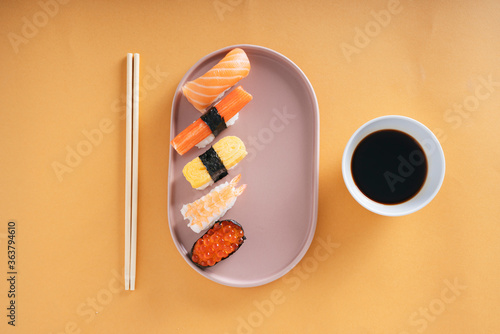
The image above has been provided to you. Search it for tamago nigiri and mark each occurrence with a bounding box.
[182,136,247,189]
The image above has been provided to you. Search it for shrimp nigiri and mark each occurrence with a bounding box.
[181,175,246,233]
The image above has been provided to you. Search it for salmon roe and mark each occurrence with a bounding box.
[191,220,245,267]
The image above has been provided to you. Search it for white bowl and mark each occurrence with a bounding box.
[342,115,445,216]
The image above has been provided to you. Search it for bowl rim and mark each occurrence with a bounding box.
[342,115,446,216]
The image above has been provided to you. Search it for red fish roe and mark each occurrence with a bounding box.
[191,220,245,267]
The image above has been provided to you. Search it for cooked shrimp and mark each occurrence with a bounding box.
[181,175,246,233]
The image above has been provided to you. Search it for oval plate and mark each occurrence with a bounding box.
[168,45,319,287]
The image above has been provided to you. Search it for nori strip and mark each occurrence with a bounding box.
[199,147,228,182]
[200,107,227,137]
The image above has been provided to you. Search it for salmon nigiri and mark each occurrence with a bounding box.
[182,48,250,112]
[181,174,247,233]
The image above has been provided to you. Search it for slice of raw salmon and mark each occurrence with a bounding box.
[182,48,250,112]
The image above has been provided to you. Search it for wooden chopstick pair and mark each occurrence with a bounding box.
[125,53,140,290]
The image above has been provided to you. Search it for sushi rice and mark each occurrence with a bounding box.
[195,113,239,149]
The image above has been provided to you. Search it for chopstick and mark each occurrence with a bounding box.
[125,54,132,290]
[125,53,140,290]
[130,53,140,290]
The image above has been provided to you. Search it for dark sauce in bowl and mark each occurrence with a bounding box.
[351,130,428,204]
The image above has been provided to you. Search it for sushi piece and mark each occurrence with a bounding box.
[171,86,253,155]
[182,48,250,112]
[191,219,246,267]
[183,136,247,189]
[181,175,246,233]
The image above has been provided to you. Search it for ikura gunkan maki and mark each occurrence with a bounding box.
[191,220,246,267]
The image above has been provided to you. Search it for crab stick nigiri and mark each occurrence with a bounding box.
[182,48,250,112]
[183,136,247,189]
[171,86,252,155]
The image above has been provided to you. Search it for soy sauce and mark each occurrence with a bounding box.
[351,130,427,204]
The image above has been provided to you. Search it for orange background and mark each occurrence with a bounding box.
[1,0,500,333]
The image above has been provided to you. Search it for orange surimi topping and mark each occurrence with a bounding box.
[171,86,252,155]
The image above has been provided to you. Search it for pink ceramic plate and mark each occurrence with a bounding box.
[168,45,319,287]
